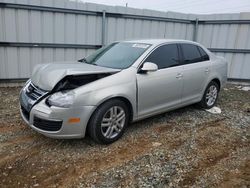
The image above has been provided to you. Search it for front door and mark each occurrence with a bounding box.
[136,44,183,118]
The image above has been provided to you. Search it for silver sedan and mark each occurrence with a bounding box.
[19,39,227,144]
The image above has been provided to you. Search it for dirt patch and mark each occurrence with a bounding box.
[219,160,250,188]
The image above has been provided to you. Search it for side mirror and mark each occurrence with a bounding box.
[141,62,158,72]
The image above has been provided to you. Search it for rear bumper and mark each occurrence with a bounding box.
[20,98,96,139]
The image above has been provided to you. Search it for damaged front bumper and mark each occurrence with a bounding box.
[19,83,96,139]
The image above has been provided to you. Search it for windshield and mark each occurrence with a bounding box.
[81,42,151,69]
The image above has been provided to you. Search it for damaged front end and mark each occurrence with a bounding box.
[52,73,114,91]
[46,73,115,107]
[20,80,49,121]
[20,68,118,122]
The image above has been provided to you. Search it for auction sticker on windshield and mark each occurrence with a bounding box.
[132,43,150,48]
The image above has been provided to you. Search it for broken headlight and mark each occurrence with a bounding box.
[47,90,75,108]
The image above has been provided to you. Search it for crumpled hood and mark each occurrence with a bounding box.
[31,61,119,91]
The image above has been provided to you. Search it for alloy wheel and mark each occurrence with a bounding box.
[206,85,218,106]
[101,106,126,139]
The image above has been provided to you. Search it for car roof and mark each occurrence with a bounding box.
[122,39,199,46]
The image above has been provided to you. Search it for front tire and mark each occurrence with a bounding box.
[88,99,129,144]
[199,81,219,109]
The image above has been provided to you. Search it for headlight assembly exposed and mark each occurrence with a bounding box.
[47,90,75,108]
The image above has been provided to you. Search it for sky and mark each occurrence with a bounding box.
[75,0,250,14]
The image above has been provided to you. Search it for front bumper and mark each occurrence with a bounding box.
[20,95,96,139]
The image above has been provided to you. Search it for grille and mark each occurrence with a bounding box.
[21,105,30,121]
[25,83,47,100]
[33,116,62,132]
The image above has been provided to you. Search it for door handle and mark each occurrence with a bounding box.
[176,73,183,79]
[205,68,210,73]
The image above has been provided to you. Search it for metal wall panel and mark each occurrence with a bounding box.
[196,13,250,79]
[0,0,249,80]
[0,46,93,79]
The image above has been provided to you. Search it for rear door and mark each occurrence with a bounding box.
[179,43,210,103]
[136,44,183,117]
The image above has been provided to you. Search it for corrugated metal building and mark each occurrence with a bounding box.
[0,0,249,80]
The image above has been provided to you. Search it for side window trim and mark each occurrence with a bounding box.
[177,43,184,65]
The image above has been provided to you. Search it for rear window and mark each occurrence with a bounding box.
[181,43,202,64]
[197,46,210,61]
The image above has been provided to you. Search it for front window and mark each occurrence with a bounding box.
[81,42,150,69]
[144,44,180,69]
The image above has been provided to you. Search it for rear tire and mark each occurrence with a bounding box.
[199,81,219,109]
[88,99,129,144]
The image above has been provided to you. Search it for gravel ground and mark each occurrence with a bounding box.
[0,83,249,188]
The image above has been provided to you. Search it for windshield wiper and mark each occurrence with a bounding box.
[78,58,99,66]
[78,58,88,63]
